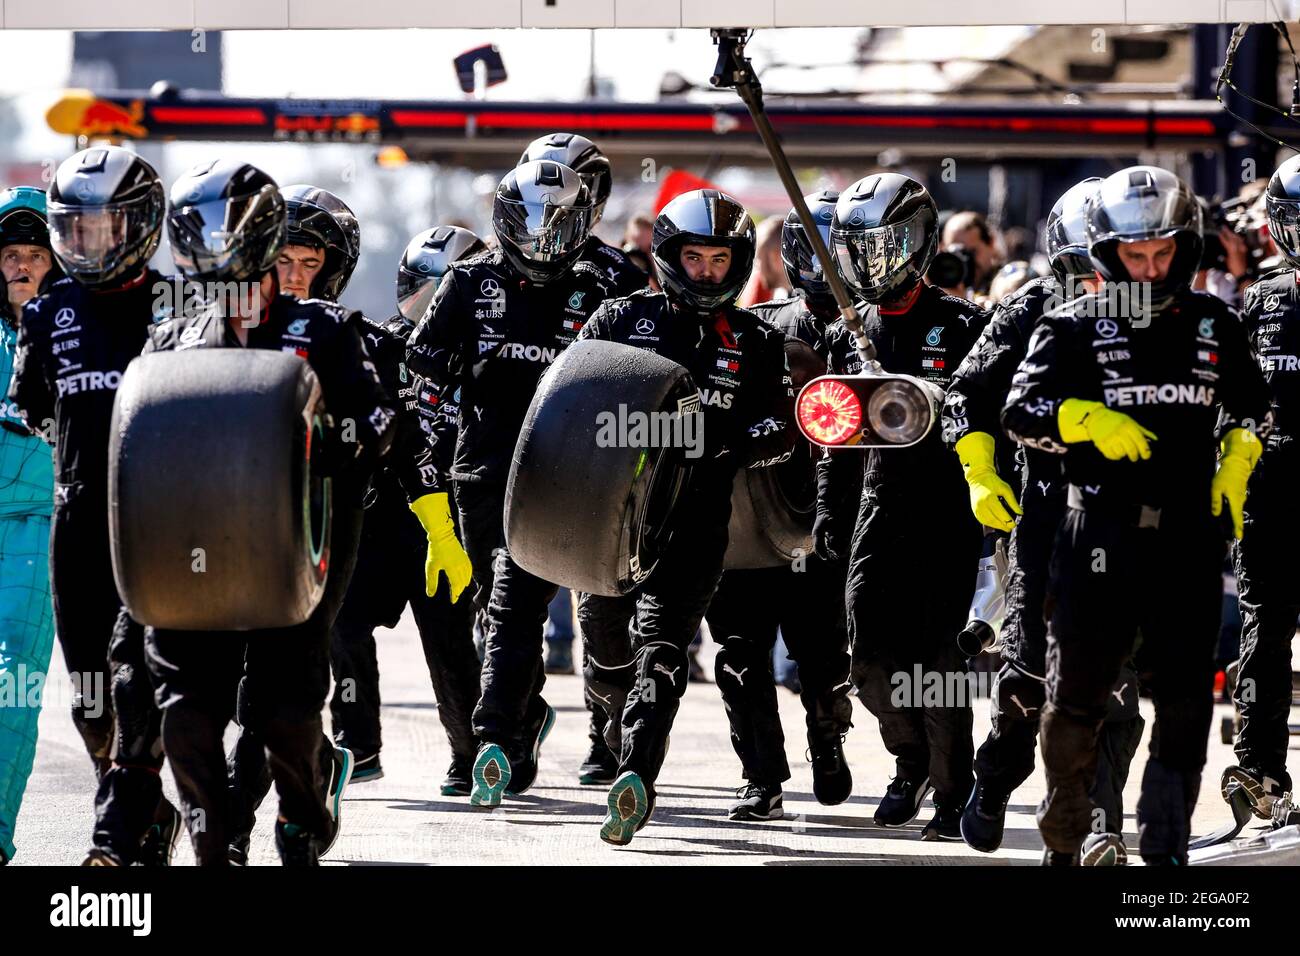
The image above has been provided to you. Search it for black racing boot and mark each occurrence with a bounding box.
[81,847,124,866]
[228,838,250,867]
[505,700,557,795]
[321,745,353,857]
[578,735,620,786]
[808,732,852,806]
[921,805,963,841]
[440,754,473,797]
[1041,848,1079,866]
[275,820,320,867]
[1080,832,1127,866]
[350,751,384,784]
[728,782,784,821]
[138,799,182,867]
[873,776,932,827]
[960,781,1010,852]
[601,771,656,846]
[1222,765,1290,821]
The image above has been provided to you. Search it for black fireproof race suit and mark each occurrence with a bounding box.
[819,283,987,813]
[8,270,178,863]
[576,289,795,787]
[943,276,1143,825]
[226,311,482,844]
[582,236,650,298]
[1232,269,1300,787]
[406,250,617,764]
[1002,287,1271,862]
[140,292,396,865]
[703,295,852,786]
[327,312,480,764]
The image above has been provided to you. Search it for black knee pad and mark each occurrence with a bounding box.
[585,656,634,721]
[713,635,769,697]
[1039,702,1101,780]
[634,642,689,705]
[1103,667,1141,723]
[994,663,1046,725]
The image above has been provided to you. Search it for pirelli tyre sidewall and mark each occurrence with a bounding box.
[723,338,819,569]
[109,349,331,630]
[505,339,697,597]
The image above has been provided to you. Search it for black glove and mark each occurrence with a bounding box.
[812,509,841,562]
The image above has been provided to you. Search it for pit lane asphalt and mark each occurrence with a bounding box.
[10,611,1263,865]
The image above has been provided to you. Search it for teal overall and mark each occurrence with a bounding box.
[0,313,55,862]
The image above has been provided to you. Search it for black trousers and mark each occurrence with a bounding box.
[459,482,553,757]
[617,495,732,787]
[845,490,980,810]
[51,494,167,862]
[973,481,1144,830]
[1232,451,1300,781]
[92,608,170,862]
[577,592,636,752]
[1039,505,1224,862]
[704,559,852,784]
[327,490,479,761]
[189,497,362,864]
[146,616,334,866]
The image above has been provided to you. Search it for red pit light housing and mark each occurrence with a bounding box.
[795,374,941,448]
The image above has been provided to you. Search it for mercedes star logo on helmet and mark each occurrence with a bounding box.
[635,318,655,336]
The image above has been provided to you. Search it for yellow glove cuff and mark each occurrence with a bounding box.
[1221,427,1263,469]
[954,431,998,477]
[1058,398,1103,445]
[410,491,454,538]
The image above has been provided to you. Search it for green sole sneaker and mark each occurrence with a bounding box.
[601,772,649,846]
[470,745,511,808]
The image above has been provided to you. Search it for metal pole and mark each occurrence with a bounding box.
[710,29,880,370]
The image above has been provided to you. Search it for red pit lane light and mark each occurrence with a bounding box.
[797,378,862,446]
[796,375,941,448]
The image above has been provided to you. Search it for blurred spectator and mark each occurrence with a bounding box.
[623,213,654,256]
[1000,225,1034,263]
[988,260,1037,303]
[940,210,1002,297]
[623,246,660,292]
[739,216,789,306]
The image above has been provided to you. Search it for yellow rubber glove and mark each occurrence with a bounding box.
[954,431,1022,532]
[1211,427,1262,540]
[1058,398,1157,462]
[409,492,473,602]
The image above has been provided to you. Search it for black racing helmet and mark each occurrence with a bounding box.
[167,160,286,284]
[492,160,593,284]
[281,184,361,300]
[831,173,937,305]
[1044,177,1102,284]
[0,187,53,251]
[519,132,613,227]
[1085,165,1202,305]
[651,189,755,315]
[396,225,487,321]
[46,146,164,289]
[781,189,839,313]
[1266,153,1300,269]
